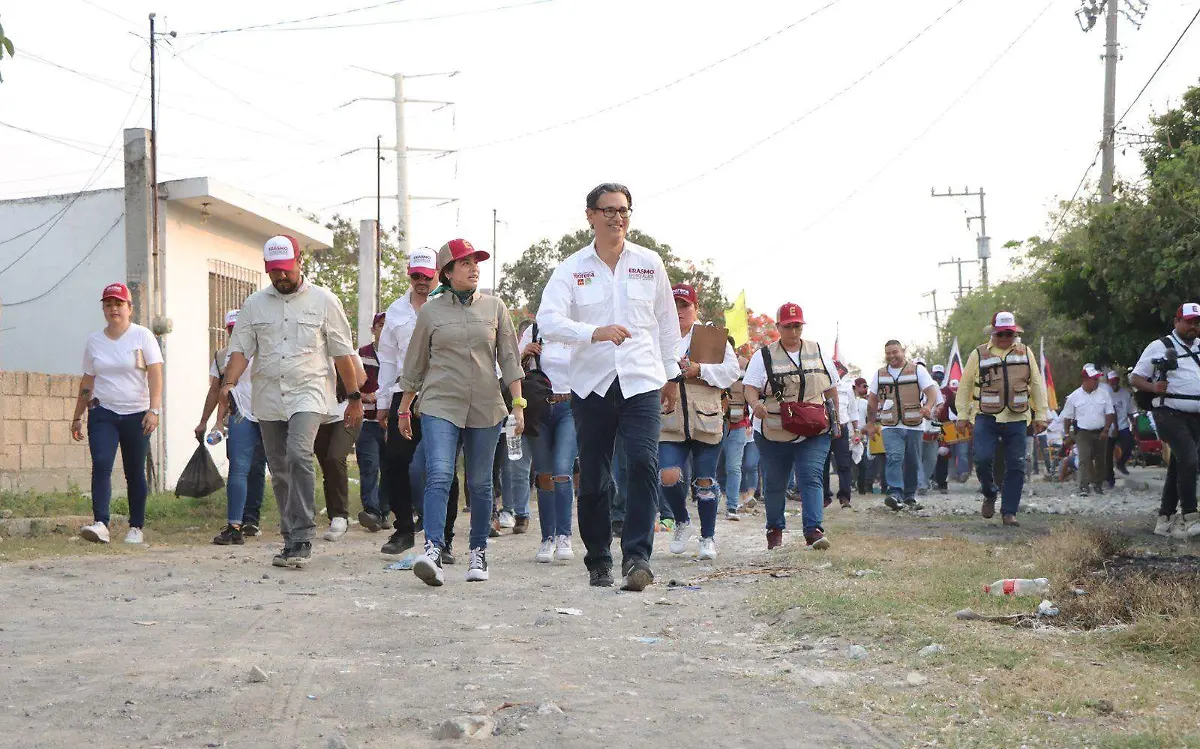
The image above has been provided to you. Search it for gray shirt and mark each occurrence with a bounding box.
[229,279,355,421]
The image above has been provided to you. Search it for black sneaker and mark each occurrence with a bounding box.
[1117,465,1130,476]
[358,510,384,533]
[440,543,457,565]
[285,542,311,568]
[272,545,291,567]
[212,524,244,546]
[241,522,260,537]
[611,520,624,538]
[413,542,444,587]
[380,531,415,555]
[590,566,614,587]
[620,558,654,592]
[884,495,902,511]
[466,547,489,582]
[904,498,924,511]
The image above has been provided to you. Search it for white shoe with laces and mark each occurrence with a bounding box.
[498,510,516,529]
[323,517,348,541]
[554,535,574,561]
[466,547,489,581]
[80,522,110,544]
[535,538,555,564]
[669,522,693,555]
[726,510,741,521]
[698,537,717,560]
[1154,514,1175,537]
[1173,512,1200,539]
[123,527,144,545]
[413,542,444,587]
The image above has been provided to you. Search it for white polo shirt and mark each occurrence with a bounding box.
[1061,386,1114,431]
[1132,332,1200,413]
[374,289,422,409]
[536,240,682,398]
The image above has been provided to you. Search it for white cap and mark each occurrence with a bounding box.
[224,309,239,328]
[1106,370,1119,380]
[1082,363,1103,379]
[407,247,438,277]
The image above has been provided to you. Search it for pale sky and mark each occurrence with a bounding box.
[3,0,1198,371]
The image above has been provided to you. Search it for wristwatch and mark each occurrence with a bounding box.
[511,396,528,409]
[346,391,362,401]
[149,408,161,416]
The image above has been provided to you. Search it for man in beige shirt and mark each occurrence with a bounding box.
[223,235,361,569]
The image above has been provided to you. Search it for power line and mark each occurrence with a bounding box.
[645,0,970,201]
[0,121,115,159]
[77,0,143,29]
[455,0,844,152]
[1,215,124,306]
[795,0,1055,235]
[181,0,408,35]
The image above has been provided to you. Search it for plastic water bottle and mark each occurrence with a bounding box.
[206,429,225,446]
[983,578,1050,596]
[505,414,522,461]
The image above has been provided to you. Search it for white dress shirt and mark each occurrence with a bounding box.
[836,375,857,426]
[1061,386,1114,431]
[1132,333,1200,413]
[536,240,682,398]
[374,289,422,410]
[856,396,869,427]
[678,324,741,390]
[519,325,574,395]
[1103,384,1137,431]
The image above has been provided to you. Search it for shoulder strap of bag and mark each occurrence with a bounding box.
[762,344,783,399]
[531,322,543,372]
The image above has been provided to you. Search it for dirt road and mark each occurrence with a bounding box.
[0,513,898,749]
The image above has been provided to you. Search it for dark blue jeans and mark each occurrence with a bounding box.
[572,379,660,571]
[355,420,386,517]
[660,439,722,539]
[741,437,760,495]
[972,415,1029,516]
[225,415,266,525]
[755,432,831,534]
[87,406,149,527]
[532,400,577,540]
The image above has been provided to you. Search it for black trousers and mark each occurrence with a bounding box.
[1154,408,1200,516]
[934,452,949,489]
[823,429,853,500]
[384,398,459,541]
[1105,428,1135,481]
[856,455,874,494]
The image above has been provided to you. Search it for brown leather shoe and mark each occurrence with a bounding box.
[981,497,996,519]
[1002,514,1020,527]
[513,516,529,534]
[804,528,831,550]
[766,528,784,550]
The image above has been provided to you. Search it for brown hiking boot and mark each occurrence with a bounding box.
[804,528,831,550]
[513,516,529,534]
[1002,514,1020,527]
[981,496,996,519]
[766,528,784,550]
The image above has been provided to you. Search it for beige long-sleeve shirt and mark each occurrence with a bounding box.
[401,291,523,429]
[229,279,356,422]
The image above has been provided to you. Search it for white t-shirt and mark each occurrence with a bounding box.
[82,324,163,415]
[1132,333,1200,413]
[868,363,936,432]
[743,343,839,436]
[209,350,256,423]
[1061,386,1114,431]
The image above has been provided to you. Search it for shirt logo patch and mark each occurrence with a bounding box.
[573,271,595,287]
[627,267,655,279]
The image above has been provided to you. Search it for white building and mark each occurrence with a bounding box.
[0,132,332,489]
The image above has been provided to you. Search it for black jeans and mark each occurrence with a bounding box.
[572,379,660,571]
[1154,408,1200,516]
[1106,428,1134,481]
[855,454,874,494]
[823,428,853,500]
[934,451,949,489]
[383,398,421,534]
[314,420,361,520]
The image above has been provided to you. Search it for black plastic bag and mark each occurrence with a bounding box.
[175,442,225,498]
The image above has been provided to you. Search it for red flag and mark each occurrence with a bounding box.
[833,323,841,365]
[1040,337,1059,411]
[945,337,964,385]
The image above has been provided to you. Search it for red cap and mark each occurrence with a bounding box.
[1178,302,1200,320]
[372,312,387,327]
[672,283,697,306]
[101,282,132,303]
[436,238,490,271]
[264,235,301,272]
[854,377,867,387]
[777,302,805,325]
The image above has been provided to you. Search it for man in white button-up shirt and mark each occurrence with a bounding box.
[1103,370,1138,485]
[537,183,682,592]
[1062,364,1115,496]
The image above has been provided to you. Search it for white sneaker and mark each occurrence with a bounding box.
[535,538,555,563]
[123,527,144,545]
[554,535,574,561]
[698,537,717,560]
[80,522,110,544]
[323,517,348,541]
[466,547,490,581]
[1154,514,1175,537]
[669,522,693,555]
[1173,512,1200,539]
[498,510,516,529]
[413,542,444,586]
[726,510,741,521]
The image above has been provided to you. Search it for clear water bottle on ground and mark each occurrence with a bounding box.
[983,578,1050,596]
[505,414,522,461]
[206,429,225,446]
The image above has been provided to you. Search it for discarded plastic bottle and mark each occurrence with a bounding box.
[983,578,1050,596]
[505,414,522,461]
[206,429,226,446]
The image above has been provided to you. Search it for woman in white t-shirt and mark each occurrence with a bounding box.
[71,282,164,545]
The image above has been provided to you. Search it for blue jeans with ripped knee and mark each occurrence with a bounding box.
[659,439,722,539]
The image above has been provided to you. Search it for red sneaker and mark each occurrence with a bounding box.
[766,528,784,550]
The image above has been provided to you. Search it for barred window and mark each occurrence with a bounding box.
[208,260,262,359]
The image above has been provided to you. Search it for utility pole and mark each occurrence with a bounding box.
[492,208,498,292]
[920,289,943,341]
[375,134,382,306]
[148,13,159,322]
[1076,0,1149,204]
[938,256,979,300]
[931,186,990,291]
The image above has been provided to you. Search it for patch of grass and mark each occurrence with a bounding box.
[0,489,95,517]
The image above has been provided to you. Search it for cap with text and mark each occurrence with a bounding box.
[436,238,491,272]
[672,283,697,306]
[777,302,805,325]
[1178,302,1200,320]
[407,247,438,279]
[1082,363,1103,379]
[264,235,300,272]
[101,282,132,303]
[224,309,240,329]
[990,310,1022,332]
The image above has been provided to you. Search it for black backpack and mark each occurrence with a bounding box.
[516,324,553,438]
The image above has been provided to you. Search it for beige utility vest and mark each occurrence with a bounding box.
[876,362,924,427]
[974,342,1032,415]
[661,376,725,445]
[727,380,748,424]
[761,340,832,443]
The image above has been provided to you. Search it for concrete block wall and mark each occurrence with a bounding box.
[0,371,125,494]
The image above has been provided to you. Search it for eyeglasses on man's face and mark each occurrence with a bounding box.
[592,206,632,219]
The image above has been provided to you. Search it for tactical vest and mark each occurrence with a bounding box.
[661,377,725,445]
[761,340,831,443]
[727,380,748,424]
[876,362,924,427]
[974,342,1031,415]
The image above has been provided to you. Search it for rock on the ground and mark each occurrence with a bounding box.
[918,644,945,656]
[906,672,928,686]
[434,716,494,740]
[247,666,268,683]
[536,701,564,715]
[847,645,869,661]
[327,735,357,749]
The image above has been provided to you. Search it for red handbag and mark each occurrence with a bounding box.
[780,401,829,437]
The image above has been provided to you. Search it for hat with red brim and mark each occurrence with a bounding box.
[436,238,490,273]
[101,282,132,303]
[264,235,300,272]
[985,310,1023,334]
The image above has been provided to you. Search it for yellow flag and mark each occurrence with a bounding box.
[724,291,749,347]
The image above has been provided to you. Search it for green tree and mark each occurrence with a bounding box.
[0,20,14,82]
[496,228,730,324]
[303,215,405,337]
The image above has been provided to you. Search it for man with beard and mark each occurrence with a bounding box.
[222,236,361,568]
